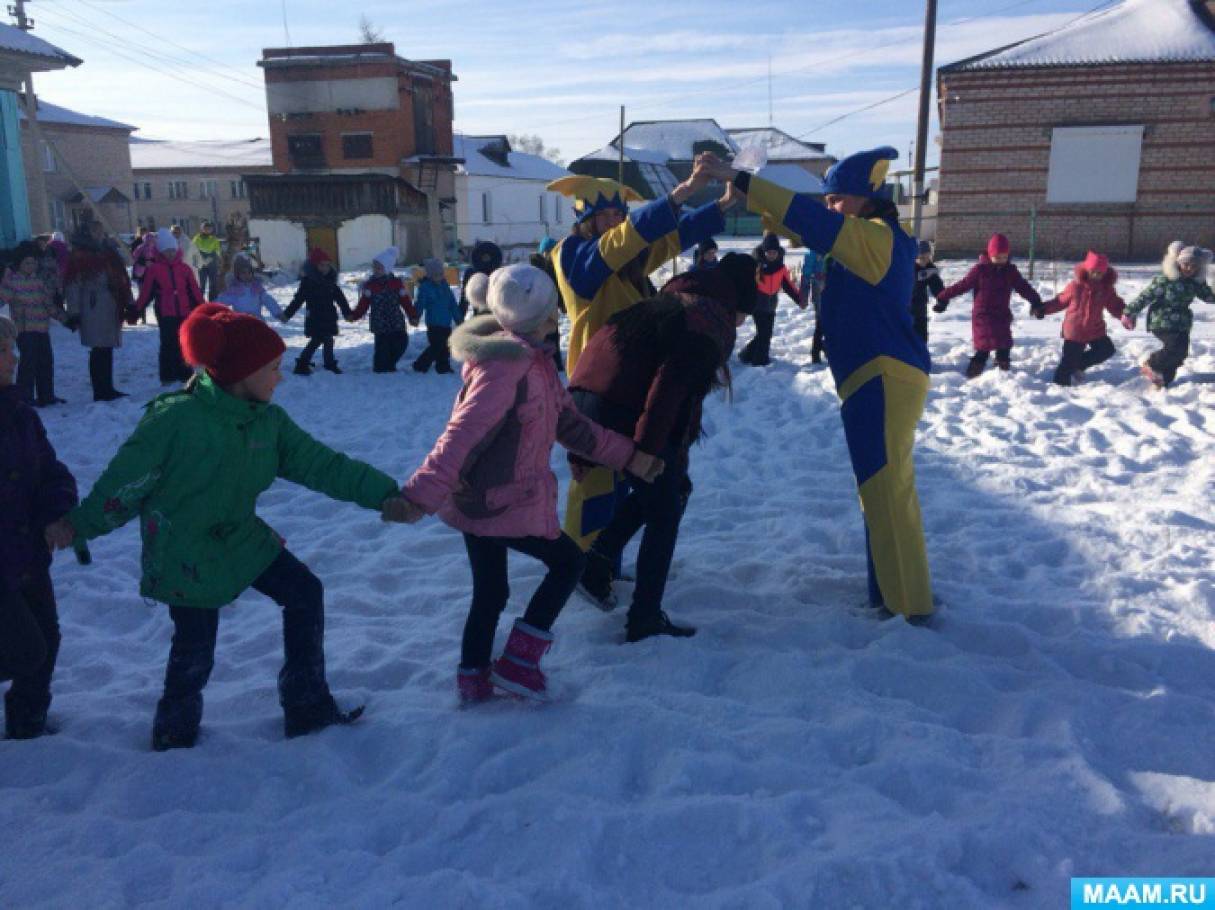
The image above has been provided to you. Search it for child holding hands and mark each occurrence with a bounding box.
[46,304,407,750]
[388,264,661,702]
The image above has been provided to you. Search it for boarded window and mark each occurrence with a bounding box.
[1046,125,1143,204]
[342,133,373,160]
[481,192,492,224]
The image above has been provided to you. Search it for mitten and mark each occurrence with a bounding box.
[932,300,948,314]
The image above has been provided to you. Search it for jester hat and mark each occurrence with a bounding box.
[547,175,644,224]
[821,146,899,202]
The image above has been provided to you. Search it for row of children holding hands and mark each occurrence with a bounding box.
[3,258,723,747]
[913,235,1212,387]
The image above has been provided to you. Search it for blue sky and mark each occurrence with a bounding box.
[29,0,1102,167]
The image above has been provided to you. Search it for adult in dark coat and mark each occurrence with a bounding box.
[568,252,757,642]
[283,248,352,374]
[0,331,78,738]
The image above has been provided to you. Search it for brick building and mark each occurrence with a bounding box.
[250,43,458,271]
[129,138,273,237]
[935,0,1215,261]
[19,98,135,236]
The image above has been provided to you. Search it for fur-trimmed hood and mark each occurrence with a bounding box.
[1162,243,1211,281]
[1075,263,1118,285]
[450,314,534,363]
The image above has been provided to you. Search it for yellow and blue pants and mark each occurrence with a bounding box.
[838,359,933,617]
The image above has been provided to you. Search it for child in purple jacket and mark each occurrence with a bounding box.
[0,315,78,738]
[389,265,661,703]
[936,233,1042,377]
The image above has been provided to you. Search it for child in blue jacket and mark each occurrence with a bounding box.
[412,257,463,374]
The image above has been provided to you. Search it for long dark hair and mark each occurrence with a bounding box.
[607,294,732,401]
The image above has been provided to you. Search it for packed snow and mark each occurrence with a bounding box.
[2,255,1213,908]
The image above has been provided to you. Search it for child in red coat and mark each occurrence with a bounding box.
[1033,251,1126,386]
[935,233,1042,377]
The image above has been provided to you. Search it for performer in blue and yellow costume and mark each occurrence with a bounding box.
[548,159,727,553]
[706,148,933,619]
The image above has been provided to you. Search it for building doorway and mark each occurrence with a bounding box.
[305,225,339,270]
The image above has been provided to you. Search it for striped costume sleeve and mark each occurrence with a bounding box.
[746,175,894,287]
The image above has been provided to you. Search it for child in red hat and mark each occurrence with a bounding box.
[1033,251,1126,386]
[283,248,352,375]
[936,233,1043,377]
[46,304,409,750]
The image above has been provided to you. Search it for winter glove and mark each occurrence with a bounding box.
[1030,303,1045,320]
[380,495,425,525]
[124,305,142,325]
[63,315,80,332]
[932,301,948,314]
[1120,315,1136,331]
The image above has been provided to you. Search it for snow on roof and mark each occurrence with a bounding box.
[727,128,835,162]
[754,163,825,195]
[0,22,80,67]
[612,119,739,161]
[130,138,272,171]
[943,0,1215,71]
[580,143,672,165]
[19,97,133,131]
[452,135,568,181]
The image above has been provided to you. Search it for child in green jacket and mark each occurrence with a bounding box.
[1122,242,1214,388]
[46,304,408,750]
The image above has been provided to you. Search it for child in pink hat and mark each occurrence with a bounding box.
[936,233,1043,377]
[1033,251,1126,386]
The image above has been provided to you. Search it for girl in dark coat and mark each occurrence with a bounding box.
[0,316,78,738]
[569,252,758,642]
[283,248,352,375]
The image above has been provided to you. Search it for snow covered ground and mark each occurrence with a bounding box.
[2,258,1213,908]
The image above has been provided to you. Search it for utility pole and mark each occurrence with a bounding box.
[11,0,48,235]
[618,105,625,188]
[12,0,122,239]
[911,0,938,240]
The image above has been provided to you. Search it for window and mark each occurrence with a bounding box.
[287,133,324,168]
[48,199,66,230]
[481,192,492,224]
[42,142,55,173]
[199,179,218,199]
[539,196,546,222]
[230,180,246,200]
[554,195,561,224]
[1046,125,1143,204]
[141,182,152,200]
[167,180,189,200]
[341,133,373,160]
[132,183,140,201]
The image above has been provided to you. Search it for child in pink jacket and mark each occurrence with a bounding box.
[132,228,205,384]
[1032,250,1125,386]
[935,233,1042,377]
[392,264,661,702]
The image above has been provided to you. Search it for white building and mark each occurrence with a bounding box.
[453,134,569,259]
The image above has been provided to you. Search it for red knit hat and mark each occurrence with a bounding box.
[308,247,332,267]
[180,303,286,387]
[986,233,1010,258]
[1083,250,1109,273]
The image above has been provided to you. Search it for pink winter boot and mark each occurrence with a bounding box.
[491,620,554,700]
[457,666,494,704]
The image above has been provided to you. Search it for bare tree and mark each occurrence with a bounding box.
[507,133,563,166]
[358,15,385,43]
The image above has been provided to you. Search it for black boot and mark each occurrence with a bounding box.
[283,694,364,739]
[4,690,50,740]
[578,550,617,612]
[322,361,342,374]
[151,693,203,752]
[293,359,313,376]
[625,610,697,643]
